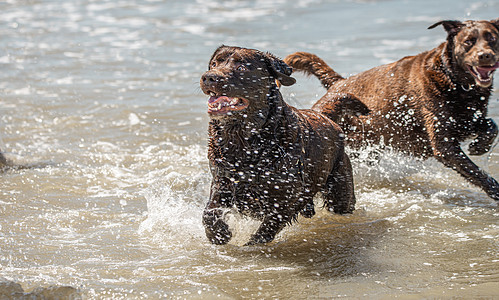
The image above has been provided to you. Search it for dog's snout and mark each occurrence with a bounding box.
[200,71,227,94]
[478,51,495,64]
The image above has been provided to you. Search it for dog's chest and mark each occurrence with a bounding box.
[214,142,303,185]
[211,135,306,212]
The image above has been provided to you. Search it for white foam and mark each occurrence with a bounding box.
[139,170,209,248]
[128,113,141,126]
[350,145,426,183]
[181,24,206,35]
[13,87,31,95]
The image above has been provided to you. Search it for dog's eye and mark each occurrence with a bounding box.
[210,61,217,69]
[464,38,476,47]
[481,32,498,45]
[237,65,247,71]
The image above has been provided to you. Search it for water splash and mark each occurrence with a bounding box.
[139,170,209,249]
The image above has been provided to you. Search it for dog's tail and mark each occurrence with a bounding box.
[284,52,343,89]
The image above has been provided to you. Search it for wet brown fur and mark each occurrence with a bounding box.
[285,19,499,200]
[200,46,363,245]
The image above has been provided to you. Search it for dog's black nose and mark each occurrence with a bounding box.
[478,51,495,63]
[202,73,222,84]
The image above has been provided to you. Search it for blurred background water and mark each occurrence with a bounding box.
[0,0,498,298]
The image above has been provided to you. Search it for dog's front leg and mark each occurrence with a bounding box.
[245,211,289,246]
[203,180,233,245]
[428,123,499,200]
[469,118,498,156]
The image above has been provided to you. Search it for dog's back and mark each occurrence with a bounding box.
[287,49,437,155]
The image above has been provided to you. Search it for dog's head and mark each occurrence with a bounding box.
[200,45,296,119]
[429,19,499,88]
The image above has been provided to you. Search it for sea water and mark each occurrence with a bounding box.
[0,0,498,298]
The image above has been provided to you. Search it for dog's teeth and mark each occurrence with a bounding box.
[210,92,216,97]
[472,66,484,81]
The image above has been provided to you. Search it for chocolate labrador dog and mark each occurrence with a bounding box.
[200,46,364,245]
[285,19,499,201]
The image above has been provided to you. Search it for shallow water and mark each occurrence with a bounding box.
[1,0,498,299]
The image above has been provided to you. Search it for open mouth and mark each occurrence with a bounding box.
[207,92,249,115]
[467,62,499,87]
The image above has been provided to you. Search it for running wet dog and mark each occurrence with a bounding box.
[285,19,499,201]
[200,46,365,245]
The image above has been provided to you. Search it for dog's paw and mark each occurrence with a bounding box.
[245,233,274,246]
[486,189,499,201]
[203,209,232,245]
[479,175,499,201]
[485,180,499,201]
[468,139,492,156]
[205,223,232,245]
[469,119,498,156]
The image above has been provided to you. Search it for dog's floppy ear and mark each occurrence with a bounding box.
[261,52,296,87]
[208,45,228,69]
[428,20,464,36]
[491,18,499,30]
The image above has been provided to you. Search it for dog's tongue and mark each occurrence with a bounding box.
[476,62,499,79]
[208,95,234,103]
